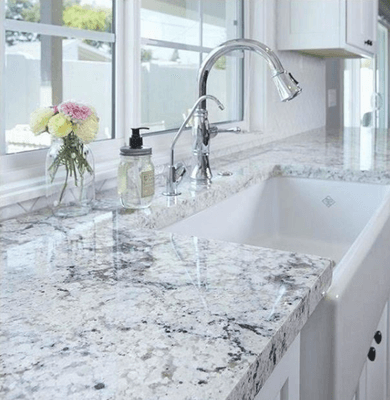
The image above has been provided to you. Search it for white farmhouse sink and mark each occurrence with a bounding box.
[164,176,390,400]
[165,177,389,263]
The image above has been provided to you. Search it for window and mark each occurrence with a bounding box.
[0,0,245,209]
[2,0,115,155]
[140,0,244,133]
[344,21,389,129]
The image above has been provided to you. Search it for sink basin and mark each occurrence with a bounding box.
[164,177,390,263]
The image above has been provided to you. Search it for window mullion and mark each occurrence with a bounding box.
[141,38,212,54]
[4,20,115,43]
[115,0,124,140]
[124,0,141,137]
[41,0,63,106]
[199,0,204,66]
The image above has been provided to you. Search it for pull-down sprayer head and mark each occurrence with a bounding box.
[273,71,301,102]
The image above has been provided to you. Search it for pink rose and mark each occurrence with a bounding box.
[58,101,92,121]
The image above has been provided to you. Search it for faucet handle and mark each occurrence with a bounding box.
[174,162,186,185]
[209,126,241,138]
[163,163,187,196]
[220,127,241,134]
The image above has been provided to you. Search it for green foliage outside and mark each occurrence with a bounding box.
[5,0,40,44]
[214,56,226,70]
[63,5,111,33]
[5,0,37,20]
[5,0,112,50]
[141,49,153,62]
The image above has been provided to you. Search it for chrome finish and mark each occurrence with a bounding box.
[192,38,302,187]
[198,39,302,103]
[272,71,302,102]
[218,171,233,177]
[209,126,241,136]
[163,94,224,196]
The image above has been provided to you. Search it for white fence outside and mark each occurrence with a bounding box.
[5,54,231,152]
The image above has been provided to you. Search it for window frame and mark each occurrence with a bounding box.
[0,0,250,209]
[343,20,390,129]
[139,0,244,131]
[138,0,251,165]
[0,0,125,207]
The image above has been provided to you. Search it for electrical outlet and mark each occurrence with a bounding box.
[328,89,337,108]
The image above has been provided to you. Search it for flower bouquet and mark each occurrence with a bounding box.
[30,101,99,217]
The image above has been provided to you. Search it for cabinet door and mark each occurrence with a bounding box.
[354,362,368,400]
[354,302,388,400]
[366,302,388,400]
[346,0,378,52]
[255,335,300,400]
[277,0,340,50]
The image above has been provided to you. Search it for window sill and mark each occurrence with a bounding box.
[0,158,119,209]
[0,126,270,221]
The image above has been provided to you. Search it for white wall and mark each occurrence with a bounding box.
[5,55,41,130]
[249,0,326,139]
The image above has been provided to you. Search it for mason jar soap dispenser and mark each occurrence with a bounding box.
[118,127,155,209]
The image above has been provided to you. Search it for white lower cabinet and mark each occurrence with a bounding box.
[255,334,300,400]
[353,302,388,400]
[259,300,388,400]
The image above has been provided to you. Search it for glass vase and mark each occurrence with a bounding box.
[45,135,95,217]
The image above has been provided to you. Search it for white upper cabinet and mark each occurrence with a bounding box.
[277,0,378,58]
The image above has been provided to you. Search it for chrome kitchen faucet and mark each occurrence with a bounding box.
[191,38,302,186]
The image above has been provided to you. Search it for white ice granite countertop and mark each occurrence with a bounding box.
[2,127,390,400]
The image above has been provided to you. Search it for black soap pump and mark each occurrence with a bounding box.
[118,127,155,209]
[129,127,149,149]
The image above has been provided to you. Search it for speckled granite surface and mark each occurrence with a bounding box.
[2,127,389,399]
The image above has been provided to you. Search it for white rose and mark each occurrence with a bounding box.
[29,107,55,135]
[48,113,73,138]
[74,113,99,143]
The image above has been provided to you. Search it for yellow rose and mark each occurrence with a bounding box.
[74,113,99,143]
[48,113,73,137]
[29,107,55,135]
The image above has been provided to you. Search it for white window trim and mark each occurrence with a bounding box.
[1,0,252,210]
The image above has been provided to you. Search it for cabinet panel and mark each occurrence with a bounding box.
[277,0,340,50]
[346,0,377,53]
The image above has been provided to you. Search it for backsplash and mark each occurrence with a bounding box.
[265,50,326,136]
[247,0,326,141]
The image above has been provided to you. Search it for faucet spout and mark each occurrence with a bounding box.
[198,38,302,106]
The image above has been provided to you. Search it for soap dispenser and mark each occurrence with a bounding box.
[118,127,155,209]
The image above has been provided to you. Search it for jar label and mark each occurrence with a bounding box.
[141,170,155,198]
